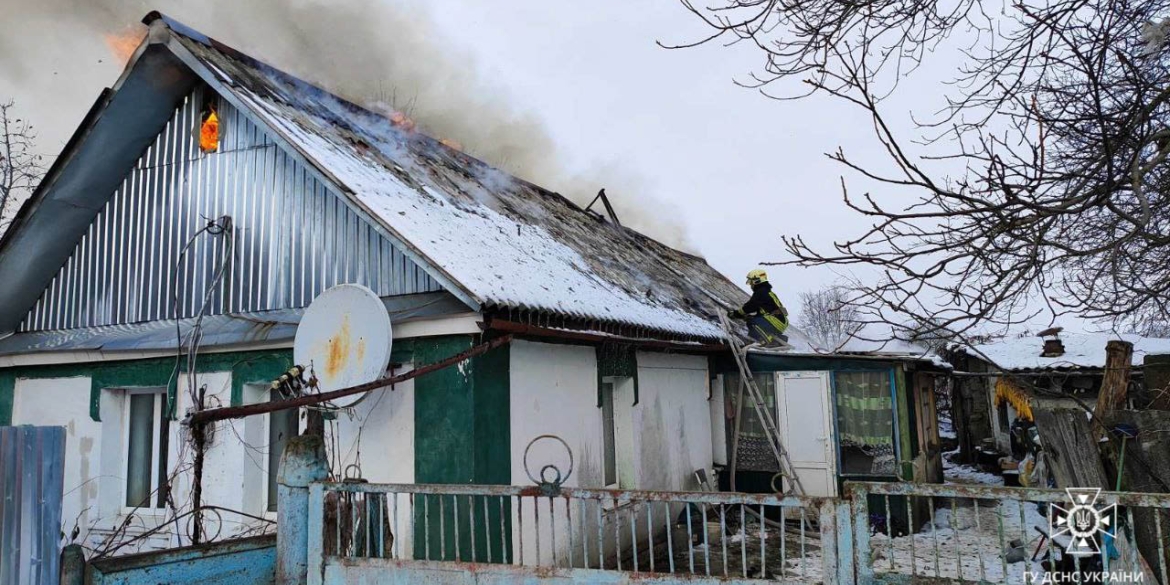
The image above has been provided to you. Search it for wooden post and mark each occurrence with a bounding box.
[1093,340,1134,442]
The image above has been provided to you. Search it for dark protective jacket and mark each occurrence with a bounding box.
[734,282,788,323]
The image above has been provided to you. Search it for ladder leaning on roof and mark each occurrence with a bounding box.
[718,312,805,496]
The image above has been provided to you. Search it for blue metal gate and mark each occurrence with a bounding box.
[0,426,66,585]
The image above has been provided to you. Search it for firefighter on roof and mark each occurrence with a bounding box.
[727,269,789,346]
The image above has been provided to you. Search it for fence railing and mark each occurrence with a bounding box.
[305,480,1170,585]
[306,481,844,584]
[848,481,1170,585]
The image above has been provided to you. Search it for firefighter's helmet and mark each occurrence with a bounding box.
[746,269,768,286]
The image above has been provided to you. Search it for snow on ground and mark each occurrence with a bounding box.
[756,497,1047,584]
[866,499,1048,584]
[945,451,1005,486]
[940,456,1006,484]
[939,416,957,440]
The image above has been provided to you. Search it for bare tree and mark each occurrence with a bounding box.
[798,285,862,350]
[1128,316,1170,337]
[0,100,43,236]
[667,0,1170,341]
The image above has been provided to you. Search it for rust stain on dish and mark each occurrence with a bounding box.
[325,316,351,379]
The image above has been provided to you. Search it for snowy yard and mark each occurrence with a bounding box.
[654,496,1049,584]
[621,453,1149,584]
[866,497,1049,584]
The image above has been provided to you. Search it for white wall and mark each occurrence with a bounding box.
[10,365,418,558]
[11,374,200,555]
[12,376,101,549]
[509,341,600,491]
[633,351,713,492]
[507,342,714,567]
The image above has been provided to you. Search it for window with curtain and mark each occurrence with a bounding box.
[724,372,780,472]
[834,371,896,476]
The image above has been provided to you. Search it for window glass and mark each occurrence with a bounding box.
[126,393,155,507]
[723,373,780,471]
[601,382,616,486]
[835,371,896,476]
[267,389,299,512]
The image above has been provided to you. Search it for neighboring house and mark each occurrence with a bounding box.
[0,13,946,559]
[950,333,1170,458]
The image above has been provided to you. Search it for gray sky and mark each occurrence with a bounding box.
[0,0,947,320]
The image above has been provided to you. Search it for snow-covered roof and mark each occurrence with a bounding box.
[960,332,1170,372]
[149,14,745,342]
[746,325,951,368]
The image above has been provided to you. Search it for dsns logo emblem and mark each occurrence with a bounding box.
[1050,488,1117,556]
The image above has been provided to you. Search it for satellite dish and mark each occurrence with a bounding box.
[294,284,392,408]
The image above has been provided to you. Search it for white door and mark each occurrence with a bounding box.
[776,372,837,496]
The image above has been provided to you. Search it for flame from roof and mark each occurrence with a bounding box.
[103,28,145,65]
[200,110,220,153]
[388,111,416,132]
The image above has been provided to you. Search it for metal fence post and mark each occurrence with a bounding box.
[851,484,873,585]
[276,434,329,585]
[819,500,839,585]
[836,499,855,585]
[306,484,325,585]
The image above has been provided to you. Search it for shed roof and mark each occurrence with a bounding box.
[956,332,1170,372]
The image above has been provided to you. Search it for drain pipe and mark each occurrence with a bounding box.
[276,433,329,585]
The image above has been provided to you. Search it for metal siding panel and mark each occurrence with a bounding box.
[143,137,158,321]
[129,146,143,322]
[290,161,302,307]
[149,113,167,321]
[260,141,277,311]
[0,427,14,583]
[21,89,450,331]
[280,148,294,308]
[0,427,64,585]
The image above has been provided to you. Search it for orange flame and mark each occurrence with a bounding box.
[103,28,145,65]
[388,111,416,132]
[200,111,220,153]
[439,138,463,152]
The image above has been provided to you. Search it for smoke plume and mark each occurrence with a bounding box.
[0,0,688,247]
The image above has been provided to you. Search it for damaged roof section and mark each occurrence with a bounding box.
[149,13,746,342]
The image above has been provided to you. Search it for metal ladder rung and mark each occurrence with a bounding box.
[719,313,805,496]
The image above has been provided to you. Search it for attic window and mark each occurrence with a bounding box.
[199,95,220,153]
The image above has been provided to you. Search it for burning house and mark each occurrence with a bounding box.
[0,13,947,575]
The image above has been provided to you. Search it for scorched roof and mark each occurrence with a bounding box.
[151,13,746,341]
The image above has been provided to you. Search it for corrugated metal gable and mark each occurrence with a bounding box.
[20,87,444,332]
